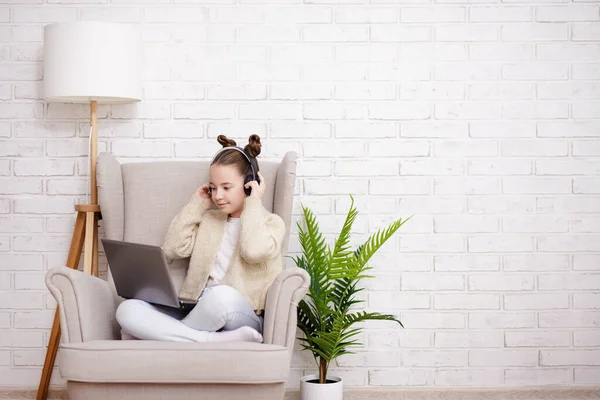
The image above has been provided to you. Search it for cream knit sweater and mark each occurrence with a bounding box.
[162,195,286,312]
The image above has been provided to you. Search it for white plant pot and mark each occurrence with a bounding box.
[300,374,343,400]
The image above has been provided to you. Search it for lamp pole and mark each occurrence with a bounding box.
[37,22,141,399]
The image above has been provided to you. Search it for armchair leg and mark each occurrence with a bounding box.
[36,206,99,400]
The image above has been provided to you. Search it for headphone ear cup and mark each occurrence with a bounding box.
[244,175,253,196]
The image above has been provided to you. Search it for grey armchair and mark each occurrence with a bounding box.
[45,151,309,400]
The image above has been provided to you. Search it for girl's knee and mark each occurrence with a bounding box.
[203,285,240,304]
[197,286,244,322]
[115,299,147,325]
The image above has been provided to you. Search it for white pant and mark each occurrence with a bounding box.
[116,285,264,342]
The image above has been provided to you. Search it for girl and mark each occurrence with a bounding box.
[115,134,286,343]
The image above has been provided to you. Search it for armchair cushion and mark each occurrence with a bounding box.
[59,341,289,384]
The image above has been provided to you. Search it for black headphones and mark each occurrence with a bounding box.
[211,146,260,196]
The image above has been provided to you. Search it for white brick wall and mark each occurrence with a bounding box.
[1,0,599,391]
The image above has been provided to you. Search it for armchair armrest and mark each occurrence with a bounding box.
[262,267,310,355]
[45,266,120,344]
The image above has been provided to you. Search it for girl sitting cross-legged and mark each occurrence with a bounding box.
[116,134,285,343]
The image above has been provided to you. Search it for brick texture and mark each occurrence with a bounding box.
[0,1,599,391]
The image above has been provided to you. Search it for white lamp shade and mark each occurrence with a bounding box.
[43,22,142,104]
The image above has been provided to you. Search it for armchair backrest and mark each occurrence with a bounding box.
[97,151,297,295]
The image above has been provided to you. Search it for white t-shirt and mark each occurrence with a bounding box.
[206,217,241,287]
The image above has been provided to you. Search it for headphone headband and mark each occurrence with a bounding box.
[211,146,258,179]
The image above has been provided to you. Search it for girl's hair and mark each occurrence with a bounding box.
[212,134,262,178]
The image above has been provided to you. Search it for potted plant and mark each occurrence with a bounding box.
[291,195,409,400]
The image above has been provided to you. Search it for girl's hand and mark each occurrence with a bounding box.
[246,171,265,200]
[195,184,212,202]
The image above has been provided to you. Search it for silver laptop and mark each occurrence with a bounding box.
[102,239,197,312]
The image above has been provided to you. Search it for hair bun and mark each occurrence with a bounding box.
[217,134,237,148]
[244,134,262,158]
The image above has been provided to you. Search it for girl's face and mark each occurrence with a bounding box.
[209,164,246,218]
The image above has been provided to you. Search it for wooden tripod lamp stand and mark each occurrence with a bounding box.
[37,22,141,400]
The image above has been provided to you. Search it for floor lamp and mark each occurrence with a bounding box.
[37,22,141,400]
